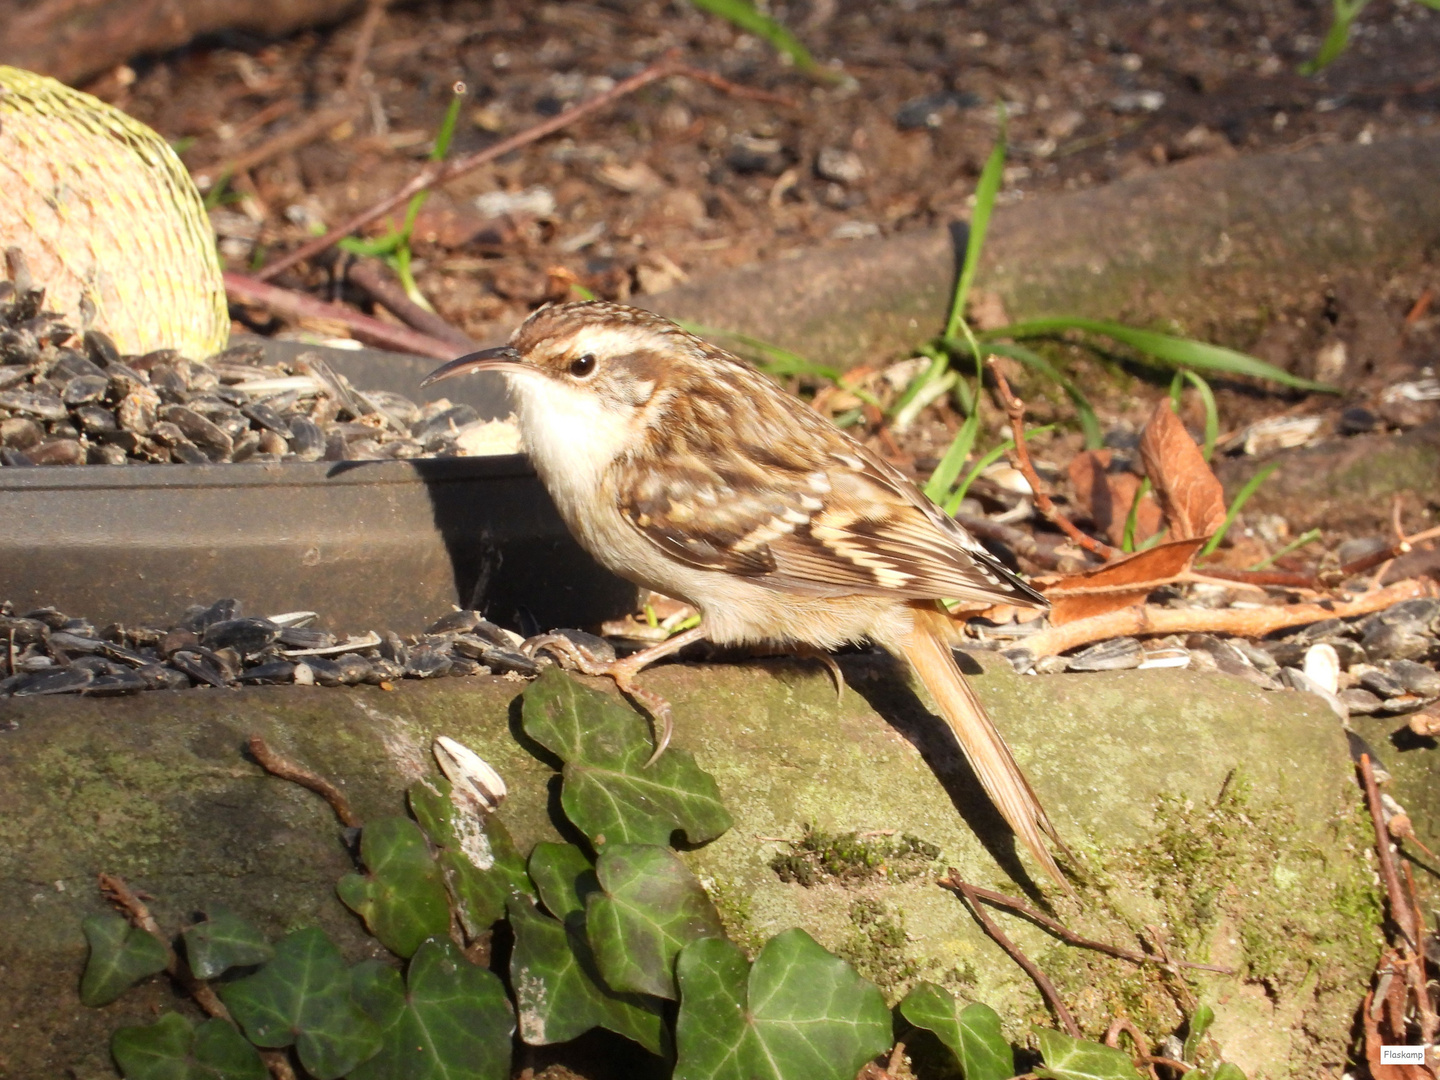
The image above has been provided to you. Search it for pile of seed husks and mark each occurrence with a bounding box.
[0,275,517,467]
[0,598,591,699]
[3,591,1436,723]
[995,597,1440,724]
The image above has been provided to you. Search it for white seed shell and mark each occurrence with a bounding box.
[433,735,507,812]
[1303,642,1340,696]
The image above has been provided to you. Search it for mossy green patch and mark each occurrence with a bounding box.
[836,896,925,1001]
[769,825,941,887]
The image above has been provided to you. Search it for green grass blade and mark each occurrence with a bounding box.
[1122,477,1152,552]
[946,132,1007,341]
[203,175,231,210]
[978,339,1104,449]
[889,353,949,420]
[893,368,957,432]
[339,233,400,257]
[942,424,1055,514]
[1299,0,1370,74]
[1201,463,1280,557]
[1169,369,1219,460]
[923,411,980,504]
[431,86,465,162]
[399,88,467,240]
[691,0,824,74]
[983,317,1339,393]
[951,369,976,416]
[391,246,435,312]
[1249,527,1322,570]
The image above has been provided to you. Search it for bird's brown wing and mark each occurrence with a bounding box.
[615,426,1044,609]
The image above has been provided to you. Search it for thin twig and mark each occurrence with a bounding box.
[98,874,234,1028]
[942,870,1081,1036]
[1019,577,1433,657]
[1403,862,1440,1049]
[1404,286,1434,330]
[1360,753,1418,949]
[1104,1017,1149,1053]
[98,872,164,937]
[985,358,1120,562]
[1105,1019,1160,1080]
[886,1042,907,1075]
[255,54,794,281]
[1143,1056,1194,1073]
[1189,566,1318,589]
[344,0,390,96]
[248,734,361,828]
[938,878,1233,974]
[1323,498,1440,584]
[224,271,464,359]
[197,105,358,188]
[344,258,478,350]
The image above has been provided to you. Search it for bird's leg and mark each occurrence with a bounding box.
[791,644,846,702]
[524,624,709,766]
[521,632,616,674]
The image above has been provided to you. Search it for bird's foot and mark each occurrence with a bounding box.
[521,630,616,673]
[521,626,706,766]
[793,645,846,702]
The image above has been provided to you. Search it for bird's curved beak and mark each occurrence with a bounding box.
[422,345,522,387]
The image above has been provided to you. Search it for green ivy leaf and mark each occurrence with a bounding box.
[674,930,891,1080]
[350,959,408,1029]
[528,842,600,920]
[507,894,668,1057]
[898,982,1013,1080]
[182,906,274,980]
[337,816,451,958]
[587,844,725,999]
[348,937,514,1080]
[1034,1029,1147,1080]
[81,912,169,1006]
[218,927,382,1080]
[409,779,532,936]
[111,1013,267,1080]
[521,668,732,848]
[1182,1003,1214,1063]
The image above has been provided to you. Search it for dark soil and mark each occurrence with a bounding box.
[91,0,1440,547]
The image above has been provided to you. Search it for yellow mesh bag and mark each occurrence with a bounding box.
[0,65,227,357]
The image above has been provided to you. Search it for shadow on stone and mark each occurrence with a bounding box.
[840,650,1046,904]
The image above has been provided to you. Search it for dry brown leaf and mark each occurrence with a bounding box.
[1363,966,1432,1080]
[1195,533,1269,570]
[1067,448,1162,546]
[1035,537,1207,624]
[1066,448,1110,521]
[1102,471,1164,547]
[1139,399,1225,540]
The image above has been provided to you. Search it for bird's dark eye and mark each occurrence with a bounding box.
[569,354,597,378]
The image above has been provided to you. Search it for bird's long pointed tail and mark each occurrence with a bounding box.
[897,603,1071,892]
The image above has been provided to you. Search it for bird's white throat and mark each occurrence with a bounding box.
[505,369,634,510]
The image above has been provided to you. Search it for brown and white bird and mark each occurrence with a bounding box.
[425,301,1067,888]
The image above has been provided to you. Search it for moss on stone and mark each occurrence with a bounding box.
[0,658,1406,1078]
[769,825,941,887]
[836,896,926,1000]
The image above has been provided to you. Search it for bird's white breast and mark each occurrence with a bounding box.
[505,370,632,526]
